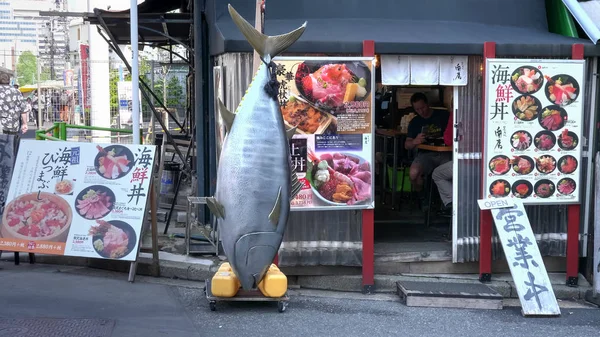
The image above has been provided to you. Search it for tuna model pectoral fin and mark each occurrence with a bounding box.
[206,197,225,219]
[217,98,235,132]
[228,4,307,61]
[290,162,302,200]
[268,187,282,226]
[286,126,296,140]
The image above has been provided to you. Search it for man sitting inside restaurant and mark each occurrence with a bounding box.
[432,112,453,216]
[404,92,451,211]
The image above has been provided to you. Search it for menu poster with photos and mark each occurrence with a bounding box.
[484,59,585,204]
[273,56,375,210]
[1,140,156,261]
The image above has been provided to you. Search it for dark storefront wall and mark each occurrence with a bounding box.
[207,0,599,267]
[214,52,597,267]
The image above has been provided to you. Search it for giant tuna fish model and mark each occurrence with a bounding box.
[206,4,307,291]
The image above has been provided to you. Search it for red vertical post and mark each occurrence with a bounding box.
[566,43,584,286]
[479,41,496,282]
[362,40,375,294]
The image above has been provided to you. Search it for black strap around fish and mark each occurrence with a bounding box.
[263,61,280,101]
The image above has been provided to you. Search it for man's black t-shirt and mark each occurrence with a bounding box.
[407,109,450,140]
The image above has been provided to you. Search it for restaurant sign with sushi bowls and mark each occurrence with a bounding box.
[273,57,375,211]
[483,58,585,205]
[0,139,156,261]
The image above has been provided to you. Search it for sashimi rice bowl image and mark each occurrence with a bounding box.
[534,131,556,151]
[89,219,136,259]
[488,155,510,175]
[538,105,567,131]
[558,129,578,151]
[294,61,371,112]
[75,185,115,220]
[54,179,74,195]
[95,145,135,180]
[534,179,555,198]
[511,130,532,150]
[307,150,371,206]
[557,178,576,196]
[544,74,579,107]
[2,192,72,242]
[512,95,540,121]
[511,66,544,94]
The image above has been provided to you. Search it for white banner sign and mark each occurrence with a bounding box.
[484,59,585,205]
[380,55,468,86]
[1,140,156,261]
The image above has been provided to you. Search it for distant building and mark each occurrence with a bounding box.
[3,0,70,81]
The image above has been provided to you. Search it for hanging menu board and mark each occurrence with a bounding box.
[273,57,375,211]
[484,59,585,204]
[0,140,156,261]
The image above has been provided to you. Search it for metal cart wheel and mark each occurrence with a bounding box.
[277,301,288,313]
[209,301,217,311]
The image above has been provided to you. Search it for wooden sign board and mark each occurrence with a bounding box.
[481,199,561,316]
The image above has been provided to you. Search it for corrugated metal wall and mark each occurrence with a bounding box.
[456,55,595,262]
[214,53,362,267]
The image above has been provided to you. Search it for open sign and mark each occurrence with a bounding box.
[477,198,514,210]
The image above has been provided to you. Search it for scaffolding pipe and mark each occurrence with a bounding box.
[131,0,140,145]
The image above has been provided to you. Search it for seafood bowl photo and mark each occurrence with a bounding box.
[94,145,135,180]
[510,130,532,150]
[544,74,579,107]
[557,178,577,196]
[89,220,136,260]
[538,105,567,131]
[279,94,334,134]
[1,192,72,242]
[512,95,541,121]
[54,179,74,195]
[488,155,510,175]
[489,179,511,198]
[510,66,544,94]
[512,179,533,199]
[535,155,557,174]
[558,155,578,174]
[534,179,555,198]
[294,61,372,113]
[307,150,372,206]
[511,155,534,175]
[534,130,556,151]
[557,129,578,151]
[75,185,115,220]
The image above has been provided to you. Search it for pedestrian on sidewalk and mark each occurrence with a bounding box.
[0,70,27,136]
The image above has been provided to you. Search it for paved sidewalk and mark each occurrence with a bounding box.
[0,262,598,337]
[0,262,199,337]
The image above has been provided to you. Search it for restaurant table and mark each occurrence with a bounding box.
[416,144,453,152]
[375,129,408,208]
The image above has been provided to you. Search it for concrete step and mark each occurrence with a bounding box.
[397,280,503,310]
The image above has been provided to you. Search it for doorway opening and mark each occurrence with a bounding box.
[374,85,456,261]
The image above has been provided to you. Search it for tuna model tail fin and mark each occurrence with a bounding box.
[228,4,306,63]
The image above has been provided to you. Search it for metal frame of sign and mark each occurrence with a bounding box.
[273,55,376,212]
[482,58,586,206]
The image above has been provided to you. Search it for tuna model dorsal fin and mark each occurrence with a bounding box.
[286,126,296,140]
[206,197,225,219]
[228,4,307,62]
[290,162,302,200]
[268,186,282,226]
[217,98,235,132]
